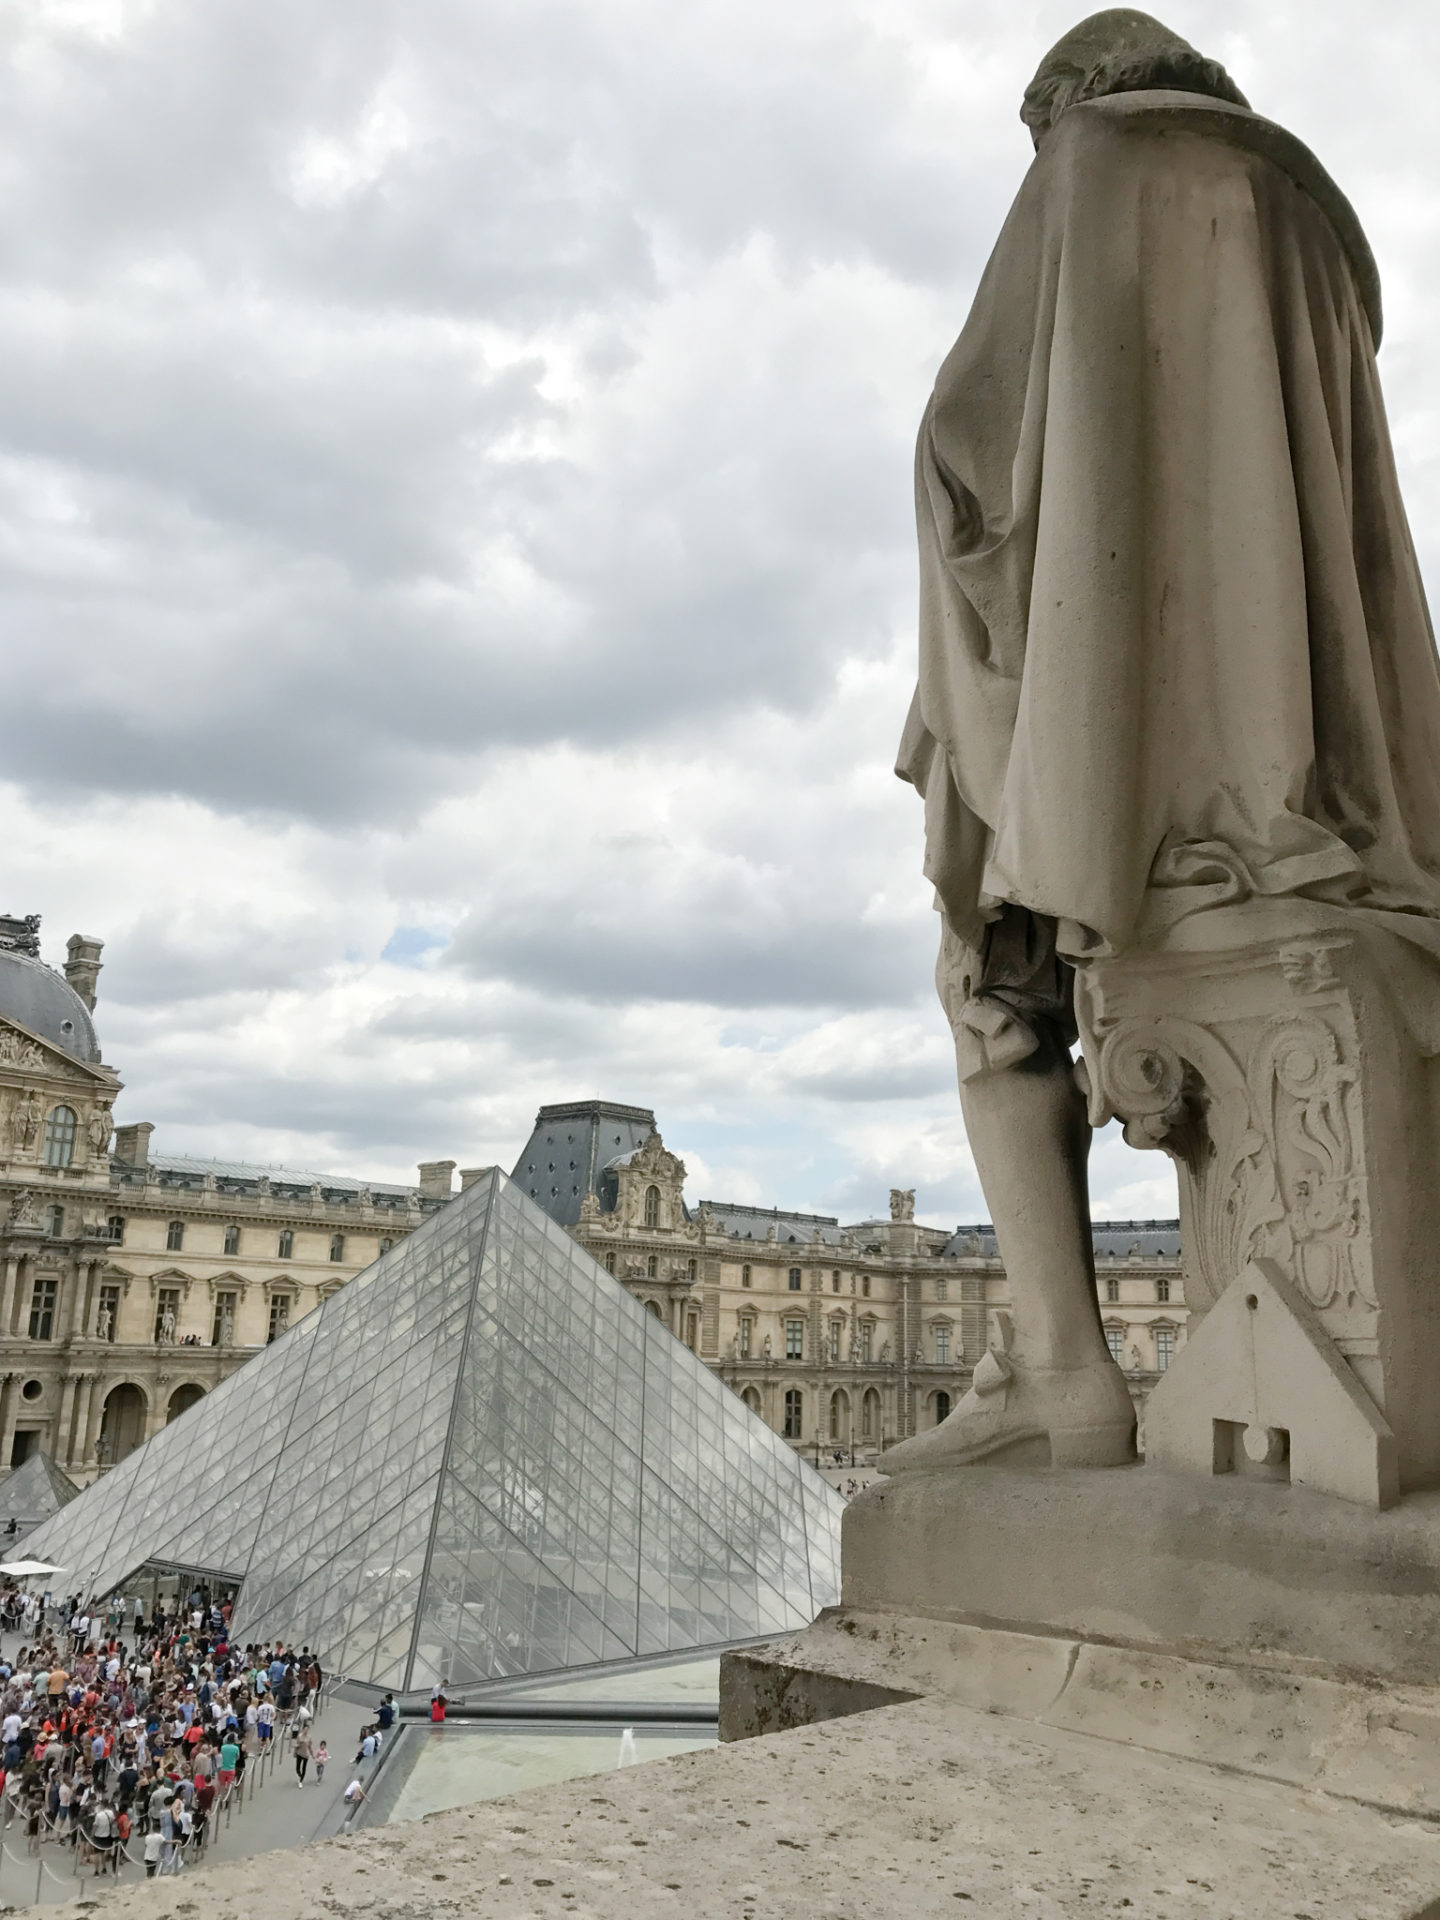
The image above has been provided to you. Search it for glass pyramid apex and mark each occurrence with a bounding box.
[23,1170,842,1689]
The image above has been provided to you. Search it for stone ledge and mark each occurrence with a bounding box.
[727,1607,1440,1822]
[27,1692,1440,1919]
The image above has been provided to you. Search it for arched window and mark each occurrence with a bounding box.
[277,1229,294,1258]
[43,1105,77,1169]
[934,1391,952,1425]
[862,1388,880,1438]
[783,1388,804,1438]
[742,1386,762,1414]
[829,1390,848,1440]
[687,1258,697,1282]
[166,1220,185,1252]
[646,1254,658,1278]
[645,1300,664,1320]
[643,1185,660,1228]
[1155,1275,1171,1303]
[861,1276,871,1298]
[330,1232,345,1262]
[604,1252,616,1273]
[788,1268,802,1291]
[223,1225,241,1256]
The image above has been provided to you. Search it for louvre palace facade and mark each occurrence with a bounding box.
[512,1100,1189,1462]
[0,915,450,1482]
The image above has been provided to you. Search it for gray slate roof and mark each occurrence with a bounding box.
[942,1219,1182,1261]
[700,1203,848,1247]
[123,1154,420,1201]
[0,949,101,1064]
[512,1101,658,1227]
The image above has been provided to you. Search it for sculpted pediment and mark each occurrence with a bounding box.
[0,1016,114,1087]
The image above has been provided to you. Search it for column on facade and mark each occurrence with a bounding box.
[63,1256,90,1341]
[4,1254,26,1338]
[0,1375,16,1473]
[54,1374,79,1468]
[76,1374,105,1476]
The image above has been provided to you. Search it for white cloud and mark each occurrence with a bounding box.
[9,0,1436,1232]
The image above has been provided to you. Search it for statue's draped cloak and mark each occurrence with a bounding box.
[898,90,1440,967]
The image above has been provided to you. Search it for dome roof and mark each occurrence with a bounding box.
[0,950,100,1064]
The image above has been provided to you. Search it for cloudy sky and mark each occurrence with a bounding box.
[4,0,1438,1226]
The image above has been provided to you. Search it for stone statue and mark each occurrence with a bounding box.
[762,1333,772,1359]
[8,1188,39,1228]
[158,1303,176,1342]
[888,1189,915,1223]
[95,1302,112,1341]
[88,1105,113,1157]
[886,11,1440,1487]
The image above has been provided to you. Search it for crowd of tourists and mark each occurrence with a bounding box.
[0,1586,326,1876]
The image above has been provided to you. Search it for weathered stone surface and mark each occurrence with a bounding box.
[734,1607,1440,1819]
[30,1693,1440,1919]
[843,1463,1440,1685]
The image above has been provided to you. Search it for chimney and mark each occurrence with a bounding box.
[458,1168,488,1191]
[113,1122,154,1168]
[417,1160,457,1199]
[65,934,104,1010]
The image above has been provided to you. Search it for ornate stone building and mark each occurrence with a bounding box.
[513,1100,1188,1462]
[0,916,449,1482]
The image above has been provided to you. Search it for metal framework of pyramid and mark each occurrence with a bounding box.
[22,1170,842,1691]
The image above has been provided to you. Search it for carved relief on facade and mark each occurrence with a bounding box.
[0,1026,45,1073]
[1077,944,1372,1346]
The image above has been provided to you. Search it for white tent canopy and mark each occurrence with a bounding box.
[0,1559,65,1577]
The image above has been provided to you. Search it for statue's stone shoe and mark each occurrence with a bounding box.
[880,1351,1136,1473]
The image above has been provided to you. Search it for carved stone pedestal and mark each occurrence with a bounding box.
[1075,915,1440,1497]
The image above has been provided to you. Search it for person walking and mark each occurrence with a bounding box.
[293,1728,313,1786]
[313,1740,328,1784]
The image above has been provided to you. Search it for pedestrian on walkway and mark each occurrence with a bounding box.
[293,1728,313,1785]
[314,1740,328,1784]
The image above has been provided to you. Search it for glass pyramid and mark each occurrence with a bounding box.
[22,1171,842,1690]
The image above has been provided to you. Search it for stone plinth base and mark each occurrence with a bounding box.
[840,1462,1440,1684]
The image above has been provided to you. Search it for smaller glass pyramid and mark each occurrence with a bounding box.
[23,1171,842,1689]
[0,1450,80,1537]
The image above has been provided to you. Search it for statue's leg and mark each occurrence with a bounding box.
[884,916,1135,1473]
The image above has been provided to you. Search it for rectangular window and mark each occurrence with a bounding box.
[154,1287,180,1343]
[27,1277,57,1341]
[861,1276,871,1298]
[935,1277,948,1303]
[783,1388,804,1439]
[741,1266,751,1288]
[827,1322,842,1362]
[223,1225,241,1256]
[329,1233,345,1262]
[97,1284,121,1343]
[106,1215,125,1245]
[1105,1325,1125,1365]
[858,1322,873,1362]
[166,1220,184,1252]
[785,1318,804,1360]
[277,1229,294,1259]
[787,1269,802,1291]
[1155,1275,1171,1303]
[1155,1327,1175,1371]
[46,1205,64,1238]
[212,1290,237,1346]
[737,1318,752,1358]
[832,1271,841,1292]
[1105,1275,1120,1303]
[934,1325,951,1365]
[267,1295,291,1343]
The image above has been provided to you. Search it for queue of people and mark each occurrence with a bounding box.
[0,1584,326,1879]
